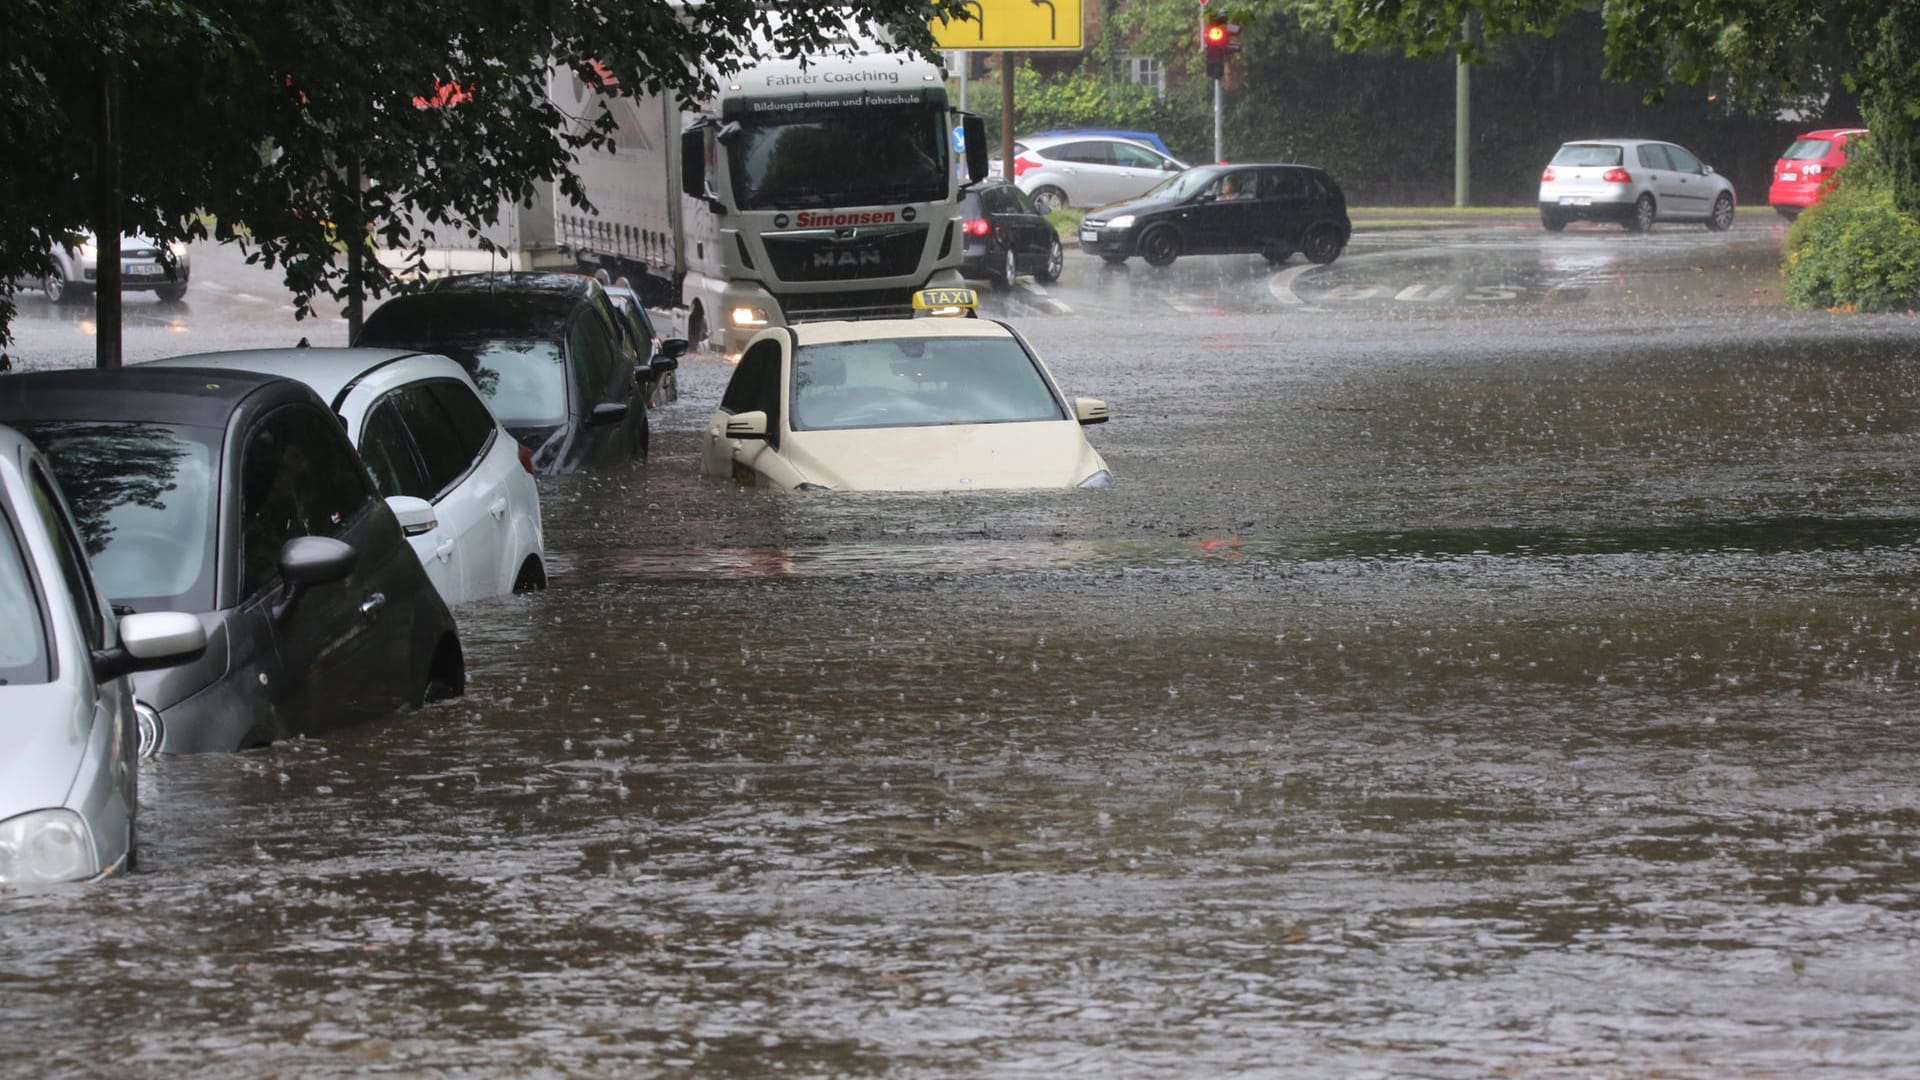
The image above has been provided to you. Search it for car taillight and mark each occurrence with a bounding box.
[964,218,992,237]
[1601,167,1632,183]
[518,443,534,475]
[1541,167,1556,182]
[1012,155,1040,178]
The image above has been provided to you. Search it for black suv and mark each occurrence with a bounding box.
[1077,164,1351,269]
[357,273,677,473]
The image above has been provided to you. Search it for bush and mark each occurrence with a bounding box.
[1784,148,1920,312]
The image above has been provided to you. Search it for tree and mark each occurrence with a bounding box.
[0,0,967,363]
[1297,0,1920,212]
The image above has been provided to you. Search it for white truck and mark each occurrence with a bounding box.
[554,46,987,357]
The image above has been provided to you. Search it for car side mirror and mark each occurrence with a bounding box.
[92,611,207,682]
[724,410,770,440]
[273,535,357,624]
[650,354,680,376]
[659,337,690,360]
[385,495,437,537]
[1073,397,1110,426]
[589,401,630,427]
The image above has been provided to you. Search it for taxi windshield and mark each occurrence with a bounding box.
[789,335,1066,431]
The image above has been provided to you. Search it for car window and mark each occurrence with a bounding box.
[20,420,219,613]
[789,335,1065,431]
[358,399,433,500]
[1635,144,1673,170]
[428,378,500,454]
[29,464,105,650]
[0,494,52,683]
[1261,169,1307,198]
[1308,171,1342,199]
[1664,144,1702,173]
[1211,170,1260,201]
[567,316,621,402]
[240,404,375,598]
[391,381,486,498]
[1551,144,1624,168]
[1782,138,1833,161]
[1049,141,1113,166]
[981,186,1017,214]
[721,339,784,438]
[1110,143,1164,168]
[466,339,568,428]
[1007,186,1040,214]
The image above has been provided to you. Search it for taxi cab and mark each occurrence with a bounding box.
[700,290,1112,491]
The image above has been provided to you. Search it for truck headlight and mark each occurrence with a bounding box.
[729,306,770,328]
[0,809,98,884]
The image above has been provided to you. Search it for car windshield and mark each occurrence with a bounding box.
[0,505,50,685]
[1144,168,1221,201]
[789,335,1066,431]
[1551,144,1625,167]
[428,338,569,429]
[1782,138,1835,161]
[15,421,219,613]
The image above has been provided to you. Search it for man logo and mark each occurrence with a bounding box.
[812,249,883,269]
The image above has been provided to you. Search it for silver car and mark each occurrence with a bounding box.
[991,134,1188,212]
[0,425,205,886]
[30,231,192,305]
[1537,139,1737,233]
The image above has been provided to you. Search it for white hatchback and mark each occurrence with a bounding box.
[141,348,546,605]
[1537,138,1737,233]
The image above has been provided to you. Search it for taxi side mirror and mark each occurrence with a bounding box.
[725,410,769,440]
[1073,397,1109,425]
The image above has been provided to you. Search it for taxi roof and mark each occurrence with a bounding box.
[782,316,1017,348]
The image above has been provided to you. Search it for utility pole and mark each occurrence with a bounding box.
[1454,24,1471,207]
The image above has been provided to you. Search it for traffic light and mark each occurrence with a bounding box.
[1203,15,1241,81]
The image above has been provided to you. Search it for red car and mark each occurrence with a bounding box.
[1768,128,1868,218]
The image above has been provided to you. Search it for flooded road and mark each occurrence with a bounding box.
[7,227,1920,1076]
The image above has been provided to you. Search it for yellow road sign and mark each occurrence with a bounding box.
[931,0,1084,51]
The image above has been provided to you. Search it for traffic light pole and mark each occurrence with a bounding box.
[1214,79,1224,164]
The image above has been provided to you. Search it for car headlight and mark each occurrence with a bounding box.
[1105,215,1135,230]
[729,306,770,328]
[78,242,99,260]
[168,241,189,258]
[0,809,99,885]
[134,699,164,760]
[1077,469,1113,489]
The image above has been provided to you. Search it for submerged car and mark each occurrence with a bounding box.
[1,424,206,884]
[1768,128,1868,218]
[140,347,548,606]
[701,290,1111,492]
[0,367,464,754]
[356,273,678,470]
[1538,139,1737,232]
[1078,163,1351,268]
[601,278,683,408]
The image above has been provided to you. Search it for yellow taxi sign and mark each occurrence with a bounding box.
[912,288,978,315]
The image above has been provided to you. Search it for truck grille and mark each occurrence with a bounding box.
[781,287,918,322]
[763,226,928,283]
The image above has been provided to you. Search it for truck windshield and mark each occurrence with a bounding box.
[727,102,949,211]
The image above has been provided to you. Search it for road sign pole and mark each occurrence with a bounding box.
[1001,53,1015,182]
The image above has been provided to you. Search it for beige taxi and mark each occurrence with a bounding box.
[700,292,1112,491]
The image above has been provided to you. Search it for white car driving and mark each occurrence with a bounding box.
[26,231,192,305]
[1538,138,1737,233]
[701,290,1112,492]
[141,348,547,605]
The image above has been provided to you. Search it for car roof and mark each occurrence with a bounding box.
[137,348,469,409]
[0,365,307,429]
[1019,132,1168,153]
[1029,129,1175,156]
[1796,128,1869,139]
[783,316,1019,348]
[424,271,600,299]
[361,288,583,341]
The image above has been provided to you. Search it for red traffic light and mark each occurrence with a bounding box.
[1205,24,1228,44]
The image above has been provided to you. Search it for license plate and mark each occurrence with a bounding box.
[123,264,162,277]
[1079,229,1097,242]
[1779,172,1797,182]
[1558,196,1590,207]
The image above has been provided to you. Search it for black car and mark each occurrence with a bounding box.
[959,180,1064,287]
[0,367,464,753]
[1077,163,1352,269]
[356,273,678,472]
